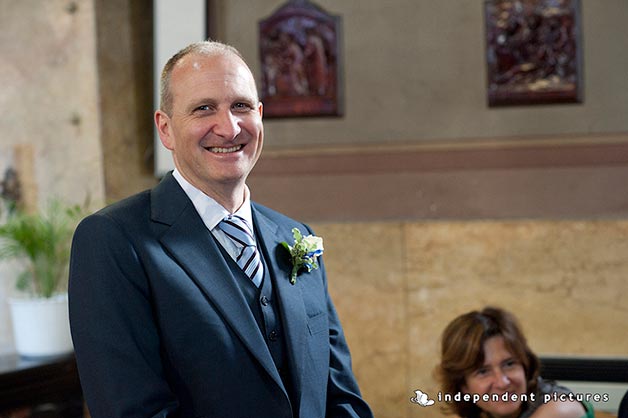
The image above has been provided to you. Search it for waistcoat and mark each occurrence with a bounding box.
[215,237,296,409]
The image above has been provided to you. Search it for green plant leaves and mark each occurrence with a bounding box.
[0,199,86,298]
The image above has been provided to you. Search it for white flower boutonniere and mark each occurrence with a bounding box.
[281,228,324,284]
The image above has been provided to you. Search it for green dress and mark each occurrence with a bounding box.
[519,377,595,418]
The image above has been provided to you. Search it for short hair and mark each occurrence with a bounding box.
[434,306,540,418]
[159,40,252,115]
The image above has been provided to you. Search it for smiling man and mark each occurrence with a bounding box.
[69,41,373,418]
[155,43,263,212]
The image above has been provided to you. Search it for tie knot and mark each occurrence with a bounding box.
[219,216,255,247]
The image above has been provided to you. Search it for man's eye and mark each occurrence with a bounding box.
[233,102,252,111]
[196,105,210,111]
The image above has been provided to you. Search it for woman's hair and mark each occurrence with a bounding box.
[434,306,540,417]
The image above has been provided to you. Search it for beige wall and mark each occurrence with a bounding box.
[0,1,105,206]
[315,219,628,418]
[216,0,628,149]
[0,0,105,351]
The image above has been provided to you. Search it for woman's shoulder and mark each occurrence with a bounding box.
[524,378,591,418]
[529,399,587,418]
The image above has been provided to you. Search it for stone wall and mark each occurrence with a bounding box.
[314,220,628,418]
[0,0,105,352]
[0,1,105,206]
[216,0,628,150]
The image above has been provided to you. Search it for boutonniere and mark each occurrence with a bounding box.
[281,228,324,284]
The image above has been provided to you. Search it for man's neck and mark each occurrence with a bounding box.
[172,169,248,214]
[204,184,247,214]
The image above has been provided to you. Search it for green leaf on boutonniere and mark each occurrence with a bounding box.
[280,228,324,284]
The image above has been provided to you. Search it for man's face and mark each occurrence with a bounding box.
[156,52,263,198]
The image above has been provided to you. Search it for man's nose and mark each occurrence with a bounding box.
[213,109,241,139]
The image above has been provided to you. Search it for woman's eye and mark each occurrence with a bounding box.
[475,367,489,377]
[503,359,518,369]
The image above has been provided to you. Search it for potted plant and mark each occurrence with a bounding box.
[0,198,84,358]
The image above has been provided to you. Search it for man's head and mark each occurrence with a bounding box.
[155,41,263,209]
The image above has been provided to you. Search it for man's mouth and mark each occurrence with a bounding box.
[206,144,243,153]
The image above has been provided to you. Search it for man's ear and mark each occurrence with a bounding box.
[155,110,174,150]
[258,101,263,118]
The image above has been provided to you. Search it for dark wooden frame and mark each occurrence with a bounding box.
[257,0,343,118]
[0,353,84,416]
[540,356,628,383]
[484,0,583,106]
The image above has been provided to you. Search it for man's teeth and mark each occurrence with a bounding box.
[209,145,242,153]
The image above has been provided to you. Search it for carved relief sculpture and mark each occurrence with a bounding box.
[259,0,342,117]
[484,0,583,106]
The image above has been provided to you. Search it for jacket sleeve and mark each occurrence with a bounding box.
[68,213,179,418]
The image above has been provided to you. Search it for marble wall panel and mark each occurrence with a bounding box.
[312,222,408,418]
[312,220,628,418]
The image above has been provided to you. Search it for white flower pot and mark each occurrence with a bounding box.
[8,293,73,358]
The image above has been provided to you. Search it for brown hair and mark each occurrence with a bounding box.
[159,40,253,115]
[434,306,540,418]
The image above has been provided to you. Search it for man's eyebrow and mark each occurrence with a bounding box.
[231,95,259,104]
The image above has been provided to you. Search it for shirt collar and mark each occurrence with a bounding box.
[172,169,254,232]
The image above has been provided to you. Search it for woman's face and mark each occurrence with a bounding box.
[462,336,527,418]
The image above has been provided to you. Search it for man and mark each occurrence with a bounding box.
[68,40,373,418]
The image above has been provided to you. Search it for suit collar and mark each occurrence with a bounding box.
[150,172,189,226]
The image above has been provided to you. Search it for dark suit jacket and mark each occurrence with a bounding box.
[69,173,373,418]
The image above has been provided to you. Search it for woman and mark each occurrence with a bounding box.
[435,306,593,418]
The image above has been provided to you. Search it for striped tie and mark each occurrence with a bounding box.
[218,215,263,287]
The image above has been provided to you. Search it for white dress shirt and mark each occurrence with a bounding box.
[172,169,256,262]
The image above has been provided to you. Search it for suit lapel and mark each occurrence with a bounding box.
[150,174,285,392]
[252,206,308,405]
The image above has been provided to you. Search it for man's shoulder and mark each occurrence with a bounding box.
[93,173,183,225]
[73,189,153,243]
[97,189,152,221]
[251,201,304,228]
